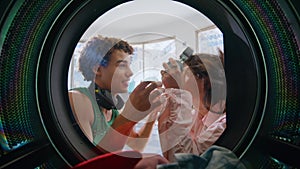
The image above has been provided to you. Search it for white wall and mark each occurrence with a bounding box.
[81,0,216,51]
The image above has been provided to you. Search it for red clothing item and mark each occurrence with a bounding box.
[72,151,142,169]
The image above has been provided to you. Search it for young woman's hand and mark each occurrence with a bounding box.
[163,58,184,88]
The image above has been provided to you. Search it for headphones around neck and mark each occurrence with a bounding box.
[89,83,124,110]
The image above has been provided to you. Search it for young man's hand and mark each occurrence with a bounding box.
[122,81,165,122]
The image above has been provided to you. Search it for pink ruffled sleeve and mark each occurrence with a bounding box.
[158,88,227,162]
[157,88,196,162]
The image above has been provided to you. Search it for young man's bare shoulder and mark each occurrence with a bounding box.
[68,90,91,104]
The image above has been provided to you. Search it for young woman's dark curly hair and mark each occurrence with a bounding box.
[184,50,226,112]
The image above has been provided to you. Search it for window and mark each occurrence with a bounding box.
[197,25,224,54]
[128,37,178,92]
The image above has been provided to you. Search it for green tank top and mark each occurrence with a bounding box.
[71,87,119,145]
